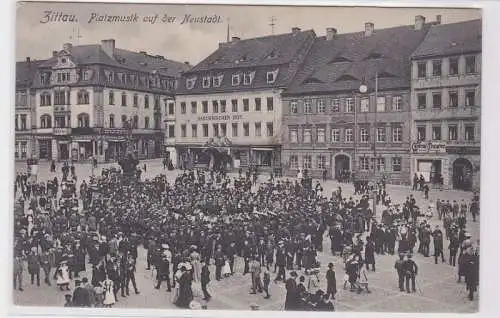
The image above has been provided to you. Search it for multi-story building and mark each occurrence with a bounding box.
[410,19,481,190]
[282,16,438,184]
[25,39,188,162]
[15,58,46,161]
[173,28,316,170]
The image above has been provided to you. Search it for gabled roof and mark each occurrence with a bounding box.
[16,59,47,88]
[285,23,434,95]
[411,19,482,59]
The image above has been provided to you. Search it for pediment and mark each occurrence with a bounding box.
[53,52,76,69]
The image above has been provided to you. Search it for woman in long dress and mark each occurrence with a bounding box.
[56,261,71,291]
[222,256,231,278]
[102,276,116,307]
[171,267,183,303]
[175,266,194,308]
[190,248,201,282]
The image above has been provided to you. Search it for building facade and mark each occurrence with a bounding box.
[174,29,316,170]
[21,39,188,162]
[282,17,438,184]
[410,19,481,190]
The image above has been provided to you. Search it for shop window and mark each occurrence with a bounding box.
[290,155,298,169]
[392,157,402,172]
[303,155,312,169]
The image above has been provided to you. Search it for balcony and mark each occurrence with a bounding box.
[413,106,480,121]
[53,128,71,136]
[53,105,71,112]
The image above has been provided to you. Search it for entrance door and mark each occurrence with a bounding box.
[59,143,69,161]
[453,158,473,190]
[334,154,350,180]
[39,140,52,160]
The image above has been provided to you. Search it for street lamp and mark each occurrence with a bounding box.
[354,81,368,178]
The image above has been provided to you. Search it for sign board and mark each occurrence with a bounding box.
[411,142,447,154]
[198,114,243,121]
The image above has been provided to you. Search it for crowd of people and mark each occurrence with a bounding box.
[12,160,480,310]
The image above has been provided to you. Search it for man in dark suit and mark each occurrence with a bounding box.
[72,280,91,307]
[325,263,337,299]
[200,260,212,301]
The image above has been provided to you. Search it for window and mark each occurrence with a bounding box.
[109,91,114,105]
[290,129,298,143]
[144,95,149,108]
[290,100,298,114]
[20,115,27,130]
[77,90,89,104]
[392,126,402,142]
[243,72,254,85]
[392,157,402,172]
[121,93,127,106]
[345,98,354,113]
[448,125,458,140]
[392,95,402,111]
[432,93,442,109]
[317,128,325,143]
[168,103,175,115]
[56,71,71,83]
[202,124,208,137]
[360,128,369,142]
[255,98,261,111]
[132,115,139,129]
[432,126,441,140]
[20,142,27,159]
[77,113,90,127]
[266,71,277,84]
[202,76,210,88]
[120,115,127,127]
[202,101,208,113]
[213,124,219,137]
[465,90,476,107]
[303,129,312,143]
[303,155,312,169]
[267,97,274,111]
[144,117,150,129]
[290,155,298,169]
[213,75,222,87]
[243,99,249,112]
[231,99,238,112]
[191,124,197,137]
[243,123,249,136]
[331,99,340,112]
[304,100,312,113]
[317,99,326,113]
[232,74,240,86]
[360,98,369,112]
[40,72,50,85]
[221,124,228,137]
[220,100,226,113]
[317,155,326,169]
[133,94,138,107]
[212,101,219,113]
[466,56,476,74]
[232,123,238,137]
[376,157,386,172]
[465,125,475,141]
[40,115,52,128]
[377,127,386,142]
[180,102,186,114]
[109,114,115,128]
[345,128,353,142]
[266,122,274,136]
[448,91,458,108]
[449,58,459,76]
[168,125,175,138]
[360,157,370,171]
[417,93,427,110]
[417,126,426,141]
[331,129,340,142]
[40,93,51,106]
[54,91,66,105]
[191,102,197,114]
[181,124,186,137]
[432,60,442,77]
[376,96,386,112]
[255,122,261,137]
[417,62,426,78]
[15,115,18,130]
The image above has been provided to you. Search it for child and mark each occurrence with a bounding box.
[64,294,73,307]
[263,267,271,299]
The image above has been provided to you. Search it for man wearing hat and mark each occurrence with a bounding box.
[325,262,337,299]
[394,253,405,292]
[72,279,91,307]
[284,271,298,310]
[402,254,418,293]
[432,225,445,264]
[155,250,171,292]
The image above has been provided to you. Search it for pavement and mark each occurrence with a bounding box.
[12,159,479,312]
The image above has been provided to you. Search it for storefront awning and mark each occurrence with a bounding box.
[251,147,275,151]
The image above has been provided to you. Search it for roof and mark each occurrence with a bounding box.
[177,29,316,95]
[38,44,189,78]
[285,24,434,95]
[16,59,47,88]
[411,19,482,59]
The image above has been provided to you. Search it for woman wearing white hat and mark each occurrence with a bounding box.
[102,275,116,307]
[56,260,71,291]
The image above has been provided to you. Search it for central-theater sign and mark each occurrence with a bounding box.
[198,114,243,121]
[411,142,447,153]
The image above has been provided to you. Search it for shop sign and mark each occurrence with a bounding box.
[197,114,243,121]
[102,128,128,135]
[411,142,447,154]
[446,146,480,155]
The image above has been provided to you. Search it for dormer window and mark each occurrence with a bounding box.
[186,77,197,90]
[213,75,223,88]
[266,68,279,84]
[40,72,51,85]
[202,76,211,88]
[105,71,114,82]
[232,74,241,86]
[82,70,90,81]
[243,71,256,85]
[56,71,71,83]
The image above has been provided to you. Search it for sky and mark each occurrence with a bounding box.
[16,2,481,65]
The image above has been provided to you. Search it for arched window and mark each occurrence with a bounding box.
[40,114,52,128]
[77,113,90,128]
[40,92,52,106]
[132,115,139,129]
[109,114,115,128]
[77,90,90,104]
[144,116,150,129]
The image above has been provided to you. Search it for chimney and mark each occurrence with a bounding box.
[326,28,337,41]
[231,36,241,42]
[26,57,31,63]
[436,15,442,25]
[364,22,374,36]
[414,15,426,30]
[292,27,301,34]
[62,43,72,51]
[52,50,58,57]
[101,39,116,57]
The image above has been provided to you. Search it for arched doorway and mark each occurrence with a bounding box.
[452,158,473,190]
[334,154,351,181]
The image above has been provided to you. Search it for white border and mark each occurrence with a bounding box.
[2,1,499,318]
